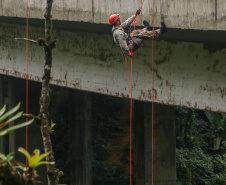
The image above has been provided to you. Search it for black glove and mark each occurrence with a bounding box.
[135,9,141,16]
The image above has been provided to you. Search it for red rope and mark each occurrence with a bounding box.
[152,0,155,184]
[26,0,29,167]
[129,1,145,185]
[129,56,133,185]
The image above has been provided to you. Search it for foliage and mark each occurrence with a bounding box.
[18,147,54,169]
[0,103,34,136]
[176,107,226,185]
[177,148,226,185]
[0,152,14,162]
[205,111,226,149]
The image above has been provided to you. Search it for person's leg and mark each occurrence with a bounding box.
[133,28,161,46]
[131,22,167,49]
[132,28,148,46]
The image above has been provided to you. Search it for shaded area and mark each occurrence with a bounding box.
[1,16,226,46]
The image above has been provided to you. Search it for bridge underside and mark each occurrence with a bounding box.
[0,17,225,113]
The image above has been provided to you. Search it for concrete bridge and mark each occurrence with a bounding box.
[0,0,226,185]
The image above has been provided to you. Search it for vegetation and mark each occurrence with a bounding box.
[176,107,226,185]
[0,103,46,185]
[0,103,33,136]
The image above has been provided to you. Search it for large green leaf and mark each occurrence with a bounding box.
[0,118,34,136]
[0,105,6,117]
[0,112,23,129]
[0,103,21,123]
[205,111,221,129]
[18,147,31,159]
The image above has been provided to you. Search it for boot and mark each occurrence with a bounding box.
[160,22,168,33]
[143,20,152,31]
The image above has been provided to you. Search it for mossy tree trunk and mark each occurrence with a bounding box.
[38,1,60,185]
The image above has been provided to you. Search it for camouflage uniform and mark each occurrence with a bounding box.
[112,15,161,56]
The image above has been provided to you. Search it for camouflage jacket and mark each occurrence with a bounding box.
[112,15,136,56]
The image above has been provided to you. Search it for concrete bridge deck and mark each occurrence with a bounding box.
[1,0,226,31]
[0,0,225,113]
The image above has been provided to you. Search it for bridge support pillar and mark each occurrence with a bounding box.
[0,75,5,153]
[135,101,176,185]
[70,90,92,185]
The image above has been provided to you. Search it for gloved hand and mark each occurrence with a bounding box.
[130,52,134,58]
[135,9,141,16]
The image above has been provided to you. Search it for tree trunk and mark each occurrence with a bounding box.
[38,1,60,185]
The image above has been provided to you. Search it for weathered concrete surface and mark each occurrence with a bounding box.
[135,101,176,185]
[1,0,226,30]
[144,102,176,185]
[0,22,225,113]
[70,90,92,185]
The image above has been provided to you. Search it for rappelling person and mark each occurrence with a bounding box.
[109,9,168,58]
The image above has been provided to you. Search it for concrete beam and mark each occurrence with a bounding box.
[1,0,226,31]
[0,22,225,113]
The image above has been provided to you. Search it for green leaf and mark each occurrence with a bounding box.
[6,111,23,124]
[0,105,6,117]
[6,152,14,161]
[37,161,55,166]
[0,103,21,123]
[37,152,50,162]
[205,111,221,130]
[0,119,34,136]
[214,137,221,150]
[0,112,23,129]
[50,120,56,132]
[18,147,31,159]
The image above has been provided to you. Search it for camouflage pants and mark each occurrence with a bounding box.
[131,28,161,46]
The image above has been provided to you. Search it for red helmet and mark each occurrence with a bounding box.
[109,14,120,24]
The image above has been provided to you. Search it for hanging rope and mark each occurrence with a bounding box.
[151,0,155,184]
[129,1,145,185]
[26,0,29,167]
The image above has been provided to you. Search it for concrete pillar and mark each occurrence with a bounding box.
[135,100,145,185]
[144,102,176,185]
[8,77,15,154]
[0,75,5,154]
[135,101,176,185]
[70,90,92,185]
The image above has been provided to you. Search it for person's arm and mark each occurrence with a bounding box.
[120,9,141,29]
[117,34,133,57]
[120,15,136,29]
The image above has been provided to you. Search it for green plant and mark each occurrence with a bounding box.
[0,152,14,162]
[0,103,34,136]
[177,148,226,185]
[18,147,54,169]
[205,111,226,149]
